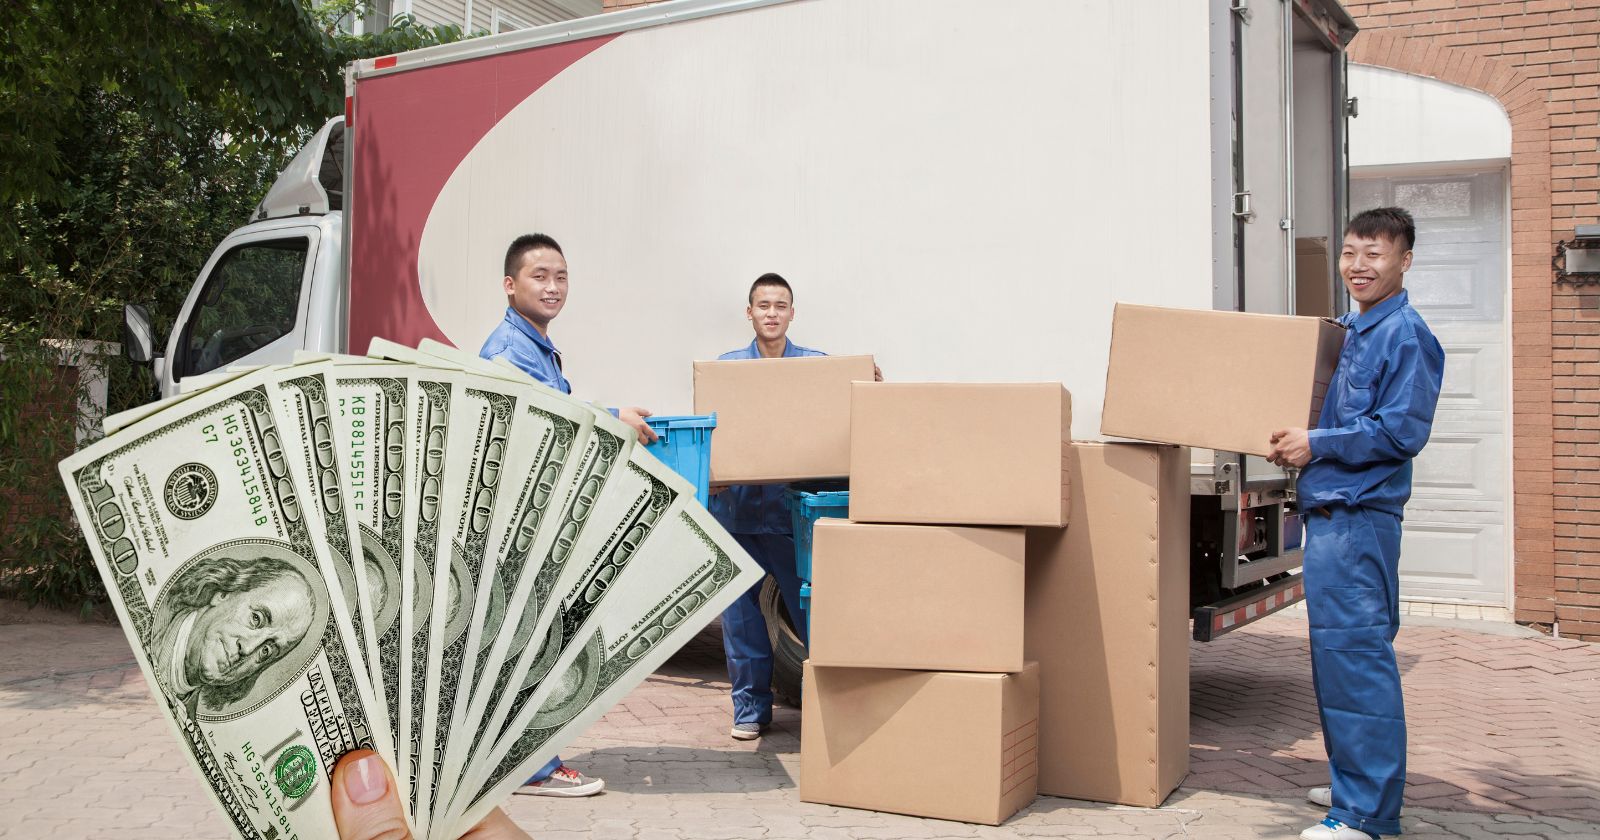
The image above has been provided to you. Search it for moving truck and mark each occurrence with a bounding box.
[122,0,1360,701]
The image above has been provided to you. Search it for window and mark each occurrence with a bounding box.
[492,7,532,33]
[179,238,309,378]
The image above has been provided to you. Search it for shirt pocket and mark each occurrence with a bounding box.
[1337,358,1381,418]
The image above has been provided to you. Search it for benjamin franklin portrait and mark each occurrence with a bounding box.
[150,555,316,717]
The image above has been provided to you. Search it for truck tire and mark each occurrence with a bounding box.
[759,575,807,708]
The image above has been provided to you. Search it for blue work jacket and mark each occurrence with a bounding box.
[709,338,827,535]
[479,307,572,394]
[1298,290,1445,518]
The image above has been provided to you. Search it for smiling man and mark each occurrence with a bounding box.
[479,232,652,798]
[710,273,879,742]
[1268,207,1445,840]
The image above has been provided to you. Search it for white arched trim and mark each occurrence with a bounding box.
[1349,64,1512,167]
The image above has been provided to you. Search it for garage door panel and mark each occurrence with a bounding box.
[1406,256,1504,321]
[1354,166,1508,605]
[1411,433,1504,500]
[1400,521,1505,598]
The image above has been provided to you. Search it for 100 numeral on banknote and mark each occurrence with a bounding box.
[59,374,383,840]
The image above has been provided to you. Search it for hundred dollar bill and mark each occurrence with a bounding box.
[449,499,761,833]
[269,362,398,743]
[415,372,526,836]
[377,344,603,826]
[449,406,638,792]
[326,363,415,771]
[399,368,459,830]
[58,369,387,840]
[449,439,700,813]
[380,336,611,812]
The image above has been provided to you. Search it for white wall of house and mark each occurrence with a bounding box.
[402,0,602,33]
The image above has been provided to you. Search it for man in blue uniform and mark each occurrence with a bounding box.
[711,273,878,741]
[480,232,656,798]
[1268,207,1445,840]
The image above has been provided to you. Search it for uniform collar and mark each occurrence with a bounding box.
[1352,289,1409,334]
[746,337,795,358]
[505,307,558,353]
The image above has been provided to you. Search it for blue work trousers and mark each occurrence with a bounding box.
[722,533,808,726]
[1304,504,1406,837]
[526,755,563,784]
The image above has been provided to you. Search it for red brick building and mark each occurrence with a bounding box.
[1343,0,1600,638]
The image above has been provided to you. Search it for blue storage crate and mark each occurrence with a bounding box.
[643,414,716,505]
[788,483,850,582]
[799,581,812,637]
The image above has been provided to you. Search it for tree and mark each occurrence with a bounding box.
[0,0,467,612]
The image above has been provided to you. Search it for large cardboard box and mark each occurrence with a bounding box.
[801,661,1040,825]
[1296,236,1337,319]
[849,382,1071,526]
[1025,442,1189,807]
[808,519,1025,672]
[693,355,876,483]
[1100,303,1344,456]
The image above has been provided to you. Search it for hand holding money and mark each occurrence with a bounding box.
[331,751,528,840]
[64,341,762,840]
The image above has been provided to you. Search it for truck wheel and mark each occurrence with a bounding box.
[759,575,807,708]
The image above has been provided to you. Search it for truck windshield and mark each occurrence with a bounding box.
[179,237,309,378]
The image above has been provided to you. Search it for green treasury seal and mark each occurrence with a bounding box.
[273,745,317,799]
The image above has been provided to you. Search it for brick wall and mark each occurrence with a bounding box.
[0,364,80,551]
[1343,0,1600,639]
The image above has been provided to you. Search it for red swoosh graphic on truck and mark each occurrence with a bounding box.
[348,34,616,354]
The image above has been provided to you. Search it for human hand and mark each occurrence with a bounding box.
[618,407,658,444]
[1267,428,1312,468]
[873,364,883,382]
[332,749,531,840]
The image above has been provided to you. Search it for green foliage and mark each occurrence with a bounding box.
[0,0,467,614]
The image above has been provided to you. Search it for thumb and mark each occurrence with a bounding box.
[634,407,653,418]
[331,750,412,840]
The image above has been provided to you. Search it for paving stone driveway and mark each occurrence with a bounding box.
[1,608,1597,839]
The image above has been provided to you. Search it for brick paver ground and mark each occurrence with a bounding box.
[2,607,1597,839]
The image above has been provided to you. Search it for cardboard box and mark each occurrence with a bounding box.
[808,519,1026,672]
[693,355,876,483]
[1025,442,1189,807]
[1296,236,1337,319]
[801,661,1040,825]
[1100,303,1345,456]
[849,382,1071,526]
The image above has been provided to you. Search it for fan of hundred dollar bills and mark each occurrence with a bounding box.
[58,338,761,840]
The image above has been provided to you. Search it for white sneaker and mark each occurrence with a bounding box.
[516,764,605,797]
[730,722,764,741]
[1300,818,1374,840]
[1308,786,1333,807]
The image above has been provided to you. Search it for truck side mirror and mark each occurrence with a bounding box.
[122,303,159,364]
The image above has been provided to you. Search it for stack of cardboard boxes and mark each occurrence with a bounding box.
[798,383,1072,825]
[687,301,1351,826]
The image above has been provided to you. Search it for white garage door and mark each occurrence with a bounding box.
[1351,169,1510,605]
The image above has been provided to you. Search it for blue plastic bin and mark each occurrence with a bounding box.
[799,581,812,637]
[788,483,850,582]
[643,414,717,505]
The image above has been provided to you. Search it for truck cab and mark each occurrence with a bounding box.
[127,117,347,397]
